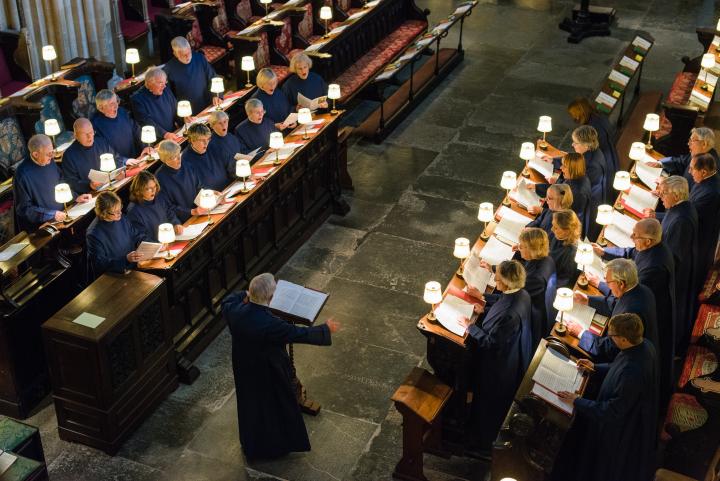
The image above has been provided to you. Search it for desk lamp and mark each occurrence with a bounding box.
[210,77,225,109]
[177,101,192,134]
[612,171,631,211]
[701,53,715,90]
[520,142,534,177]
[537,115,552,150]
[553,287,573,336]
[643,113,659,150]
[42,45,57,80]
[423,281,442,322]
[269,132,284,165]
[198,189,217,224]
[575,242,594,289]
[99,153,116,186]
[500,171,517,207]
[477,202,493,240]
[453,237,470,278]
[141,126,157,162]
[236,159,252,193]
[328,84,341,115]
[241,56,255,88]
[158,223,176,260]
[54,183,73,223]
[595,204,613,246]
[261,0,272,19]
[320,7,333,38]
[298,108,312,140]
[44,119,61,147]
[126,48,140,80]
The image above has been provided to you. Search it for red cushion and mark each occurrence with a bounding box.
[253,31,271,68]
[335,19,427,101]
[0,80,29,96]
[678,345,718,389]
[120,19,148,40]
[699,264,720,303]
[661,393,707,442]
[667,72,697,104]
[275,18,293,55]
[691,304,720,344]
[0,49,11,86]
[654,111,672,139]
[270,65,289,83]
[200,45,228,64]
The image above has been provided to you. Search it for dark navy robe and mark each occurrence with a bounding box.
[155,162,203,222]
[690,174,720,287]
[207,131,244,169]
[467,289,532,449]
[86,216,145,281]
[164,52,216,114]
[661,148,719,189]
[572,340,658,481]
[580,284,659,365]
[234,117,277,155]
[281,72,328,108]
[589,113,619,175]
[62,137,127,194]
[523,256,556,346]
[131,86,178,137]
[223,290,331,460]
[549,236,578,289]
[527,207,554,237]
[92,107,142,159]
[585,148,608,240]
[14,159,65,232]
[182,145,233,191]
[126,196,181,242]
[661,201,699,347]
[254,88,293,125]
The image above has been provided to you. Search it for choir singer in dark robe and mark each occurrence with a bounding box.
[531,153,590,231]
[567,97,619,173]
[234,99,278,155]
[92,89,149,159]
[254,68,295,131]
[514,228,555,342]
[164,36,217,113]
[688,153,720,288]
[460,260,532,451]
[126,170,183,242]
[527,183,573,236]
[281,53,329,110]
[558,313,658,481]
[223,273,339,461]
[183,123,233,191]
[207,110,244,169]
[549,209,580,289]
[154,139,209,222]
[645,127,718,189]
[131,67,182,143]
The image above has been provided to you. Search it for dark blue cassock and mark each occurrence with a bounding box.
[254,88,293,125]
[523,256,556,345]
[661,148,719,189]
[164,52,216,114]
[155,163,203,222]
[660,201,699,347]
[527,207,553,235]
[549,236,578,289]
[126,196,181,242]
[92,107,142,159]
[207,131,244,167]
[14,159,65,232]
[584,148,607,240]
[690,174,720,287]
[572,340,658,481]
[131,86,178,138]
[467,289,532,448]
[86,216,145,281]
[181,146,233,191]
[223,291,331,460]
[281,72,328,108]
[588,113,619,175]
[602,243,676,401]
[579,284,659,365]
[234,117,277,155]
[537,178,590,231]
[62,137,127,194]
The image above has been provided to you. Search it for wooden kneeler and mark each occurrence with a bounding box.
[391,367,453,481]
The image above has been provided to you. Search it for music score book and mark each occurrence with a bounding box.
[603,211,637,248]
[509,178,541,209]
[635,159,663,191]
[621,184,658,217]
[531,349,583,415]
[479,235,515,266]
[269,280,329,324]
[463,253,494,293]
[434,294,473,337]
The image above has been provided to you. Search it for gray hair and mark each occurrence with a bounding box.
[248,273,277,305]
[95,89,117,107]
[187,123,211,141]
[497,260,526,291]
[208,110,229,125]
[662,175,689,202]
[157,139,181,163]
[73,117,92,133]
[636,218,662,244]
[289,52,312,73]
[606,258,638,290]
[692,127,715,149]
[572,125,599,151]
[245,98,263,114]
[145,67,167,84]
[256,68,277,89]
[171,36,191,51]
[28,134,51,154]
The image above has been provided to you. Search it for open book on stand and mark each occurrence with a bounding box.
[530,348,586,415]
[269,280,329,325]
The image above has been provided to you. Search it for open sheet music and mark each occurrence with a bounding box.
[622,184,658,216]
[234,147,262,162]
[434,294,473,337]
[529,154,554,178]
[479,235,515,266]
[67,196,97,218]
[494,208,532,245]
[297,93,327,111]
[509,178,541,209]
[136,242,162,261]
[603,210,636,248]
[531,348,583,415]
[635,159,663,191]
[556,303,596,332]
[463,253,494,293]
[175,221,209,241]
[269,280,328,324]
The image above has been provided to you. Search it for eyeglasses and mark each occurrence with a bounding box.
[630,232,652,240]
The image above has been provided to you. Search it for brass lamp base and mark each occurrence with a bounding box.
[577,273,589,289]
[427,311,437,322]
[456,266,464,279]
[539,141,548,150]
[330,109,339,115]
[502,198,511,207]
[480,231,490,241]
[521,167,530,178]
[555,324,567,336]
[614,202,624,212]
[645,142,653,151]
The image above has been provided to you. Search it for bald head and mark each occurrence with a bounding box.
[635,218,662,247]
[73,118,95,147]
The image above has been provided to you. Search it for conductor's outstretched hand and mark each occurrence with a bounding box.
[326,318,341,334]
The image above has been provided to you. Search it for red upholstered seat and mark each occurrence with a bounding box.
[275,19,293,56]
[654,111,672,140]
[691,304,720,345]
[252,31,289,83]
[678,345,718,389]
[661,393,708,442]
[699,264,720,303]
[0,48,28,96]
[654,72,698,140]
[200,45,228,63]
[334,19,427,102]
[298,3,314,40]
[270,65,289,83]
[118,0,148,41]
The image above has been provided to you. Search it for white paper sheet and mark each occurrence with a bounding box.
[494,214,527,246]
[620,56,639,71]
[609,69,630,86]
[635,160,663,190]
[0,243,29,261]
[175,221,209,241]
[329,24,349,35]
[72,312,106,329]
[269,279,328,321]
[497,205,533,225]
[632,36,652,51]
[556,303,597,332]
[529,155,554,178]
[283,112,298,127]
[479,235,515,266]
[67,197,97,218]
[624,184,658,214]
[462,253,493,293]
[434,294,473,337]
[532,348,582,393]
[0,450,17,475]
[297,93,327,110]
[509,178,541,209]
[596,91,618,108]
[136,241,162,261]
[234,147,262,162]
[531,383,574,415]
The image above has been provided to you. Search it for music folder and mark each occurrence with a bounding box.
[269,280,329,326]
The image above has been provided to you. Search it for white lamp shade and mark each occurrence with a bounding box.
[575,242,594,266]
[141,126,157,144]
[717,18,720,31]
[158,223,176,244]
[125,48,140,65]
[297,108,312,125]
[596,204,613,225]
[702,53,716,70]
[42,45,57,61]
[44,119,61,136]
[478,202,494,223]
[537,115,552,133]
[327,83,341,100]
[269,132,284,149]
[241,56,255,72]
[519,142,535,161]
[260,0,272,4]
[643,113,660,132]
[210,77,225,94]
[500,171,517,190]
[423,281,442,305]
[198,189,217,210]
[320,6,333,19]
[54,183,72,204]
[553,287,574,312]
[453,237,471,259]
[629,142,646,161]
[99,153,116,172]
[613,171,631,191]
[236,159,251,178]
[177,100,192,118]
[499,478,518,481]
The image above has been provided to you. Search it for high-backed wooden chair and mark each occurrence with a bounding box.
[0,30,31,97]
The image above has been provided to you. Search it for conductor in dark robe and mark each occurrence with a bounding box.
[154,139,208,222]
[461,260,532,450]
[646,127,719,189]
[223,273,339,461]
[688,153,720,288]
[558,313,659,481]
[234,99,278,156]
[131,67,183,143]
[587,218,675,405]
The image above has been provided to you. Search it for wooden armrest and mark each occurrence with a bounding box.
[662,101,700,113]
[655,469,699,481]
